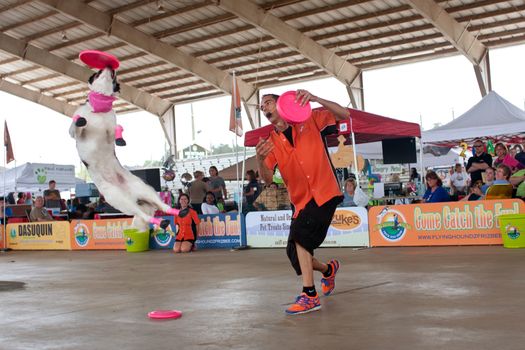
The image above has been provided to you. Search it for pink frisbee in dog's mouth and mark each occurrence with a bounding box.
[148,310,182,320]
[79,50,120,70]
[276,91,312,124]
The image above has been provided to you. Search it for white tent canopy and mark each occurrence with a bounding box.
[422,91,525,146]
[0,163,77,195]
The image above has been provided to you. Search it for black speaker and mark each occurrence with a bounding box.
[130,168,161,192]
[381,137,417,164]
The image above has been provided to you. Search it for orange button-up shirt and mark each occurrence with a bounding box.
[264,110,342,217]
[175,208,200,241]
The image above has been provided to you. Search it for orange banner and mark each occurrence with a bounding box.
[70,218,133,250]
[368,199,524,246]
[0,225,4,249]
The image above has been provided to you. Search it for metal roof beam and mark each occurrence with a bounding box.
[0,78,77,117]
[0,32,173,117]
[216,0,361,98]
[38,0,258,102]
[406,0,487,64]
[406,0,489,95]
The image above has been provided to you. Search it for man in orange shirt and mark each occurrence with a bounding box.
[256,90,348,315]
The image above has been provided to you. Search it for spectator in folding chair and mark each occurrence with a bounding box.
[29,196,54,222]
[481,167,495,194]
[485,164,513,200]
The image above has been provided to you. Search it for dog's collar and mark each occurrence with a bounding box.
[88,91,116,113]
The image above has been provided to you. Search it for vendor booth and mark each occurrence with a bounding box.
[244,107,421,147]
[0,162,78,194]
[423,91,525,146]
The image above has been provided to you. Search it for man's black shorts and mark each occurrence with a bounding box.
[286,195,343,275]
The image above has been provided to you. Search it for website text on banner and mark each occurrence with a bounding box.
[70,218,132,250]
[7,221,71,250]
[368,199,524,247]
[150,213,243,249]
[245,207,369,248]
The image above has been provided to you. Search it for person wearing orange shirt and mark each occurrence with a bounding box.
[256,90,348,315]
[173,194,200,253]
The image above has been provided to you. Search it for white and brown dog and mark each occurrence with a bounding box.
[69,67,184,231]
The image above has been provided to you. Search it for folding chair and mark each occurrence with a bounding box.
[485,184,513,199]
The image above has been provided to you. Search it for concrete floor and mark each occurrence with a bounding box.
[1,246,525,350]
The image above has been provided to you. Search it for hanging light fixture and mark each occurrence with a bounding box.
[61,31,69,42]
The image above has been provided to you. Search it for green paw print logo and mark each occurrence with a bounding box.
[35,168,47,184]
[10,228,16,238]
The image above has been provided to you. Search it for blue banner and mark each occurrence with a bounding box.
[150,213,244,250]
[196,213,244,249]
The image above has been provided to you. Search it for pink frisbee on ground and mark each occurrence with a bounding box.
[148,310,182,320]
[276,90,312,124]
[79,50,120,70]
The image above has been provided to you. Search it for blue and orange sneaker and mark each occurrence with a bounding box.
[321,259,340,296]
[285,293,321,315]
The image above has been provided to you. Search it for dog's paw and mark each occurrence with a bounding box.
[75,117,87,127]
[159,219,171,230]
[115,138,126,146]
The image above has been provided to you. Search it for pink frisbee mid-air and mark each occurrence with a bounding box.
[148,310,182,320]
[79,50,120,70]
[276,90,312,124]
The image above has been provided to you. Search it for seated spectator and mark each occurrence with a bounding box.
[409,167,421,182]
[484,164,513,200]
[481,167,495,194]
[461,181,484,201]
[449,163,469,200]
[29,196,54,222]
[82,205,96,220]
[16,192,26,205]
[201,191,220,215]
[422,171,450,203]
[493,164,511,185]
[95,195,115,213]
[510,144,523,159]
[511,168,525,198]
[341,178,369,207]
[268,182,279,190]
[6,192,15,205]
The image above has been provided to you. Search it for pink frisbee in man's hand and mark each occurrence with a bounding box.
[79,50,120,70]
[276,90,312,124]
[148,310,182,320]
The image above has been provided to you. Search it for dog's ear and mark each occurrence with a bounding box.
[113,82,120,94]
[88,72,98,85]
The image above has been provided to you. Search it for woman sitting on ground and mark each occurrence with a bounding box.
[422,170,450,203]
[201,191,220,215]
[173,193,200,253]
